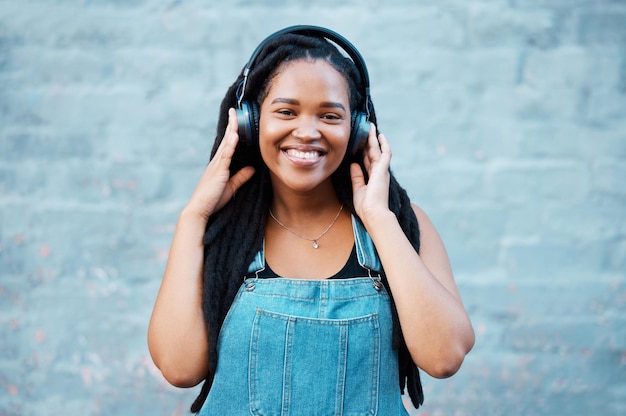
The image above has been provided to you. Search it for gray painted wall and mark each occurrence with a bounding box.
[1,1,625,415]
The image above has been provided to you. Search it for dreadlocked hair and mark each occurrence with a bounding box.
[190,31,423,413]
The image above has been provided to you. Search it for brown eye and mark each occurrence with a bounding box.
[276,109,295,117]
[322,113,342,122]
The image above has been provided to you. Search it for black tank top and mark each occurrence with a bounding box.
[251,245,369,280]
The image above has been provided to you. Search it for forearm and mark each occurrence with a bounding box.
[362,211,474,378]
[147,208,209,387]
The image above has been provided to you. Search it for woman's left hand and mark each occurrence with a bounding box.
[350,123,392,222]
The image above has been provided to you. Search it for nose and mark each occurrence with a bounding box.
[293,117,322,140]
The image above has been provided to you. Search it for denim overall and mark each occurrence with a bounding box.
[199,216,409,416]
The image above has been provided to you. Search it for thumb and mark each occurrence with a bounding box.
[350,163,365,190]
[227,166,256,195]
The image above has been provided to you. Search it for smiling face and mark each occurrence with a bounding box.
[257,58,352,196]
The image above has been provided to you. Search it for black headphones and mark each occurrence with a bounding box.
[235,25,373,155]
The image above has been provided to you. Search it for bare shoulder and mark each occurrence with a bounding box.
[410,202,429,225]
[410,202,442,243]
[409,202,461,298]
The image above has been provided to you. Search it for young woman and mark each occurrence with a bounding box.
[148,26,474,415]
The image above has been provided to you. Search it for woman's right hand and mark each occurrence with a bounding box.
[184,108,256,221]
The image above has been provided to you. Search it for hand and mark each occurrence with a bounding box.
[184,108,255,221]
[350,123,392,223]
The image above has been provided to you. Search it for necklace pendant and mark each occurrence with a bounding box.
[268,203,343,251]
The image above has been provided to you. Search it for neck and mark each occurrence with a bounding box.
[269,182,342,221]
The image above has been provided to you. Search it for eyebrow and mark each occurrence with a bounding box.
[270,98,346,111]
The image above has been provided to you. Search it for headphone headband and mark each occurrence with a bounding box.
[237,25,371,112]
[242,25,370,95]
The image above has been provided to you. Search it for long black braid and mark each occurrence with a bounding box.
[190,32,423,413]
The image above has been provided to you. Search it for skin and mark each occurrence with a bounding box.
[147,58,475,389]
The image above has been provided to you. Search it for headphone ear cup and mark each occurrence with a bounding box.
[249,101,260,145]
[348,112,370,155]
[236,101,260,147]
[235,103,253,146]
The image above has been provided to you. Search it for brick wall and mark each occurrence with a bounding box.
[1,1,624,415]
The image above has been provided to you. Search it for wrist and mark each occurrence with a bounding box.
[179,205,210,228]
[360,209,396,230]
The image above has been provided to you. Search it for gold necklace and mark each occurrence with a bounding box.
[268,204,344,249]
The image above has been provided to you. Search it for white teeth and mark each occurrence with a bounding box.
[286,149,321,159]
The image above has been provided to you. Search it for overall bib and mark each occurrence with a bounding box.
[199,217,409,416]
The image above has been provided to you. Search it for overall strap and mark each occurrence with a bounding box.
[351,215,382,273]
[246,239,265,275]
